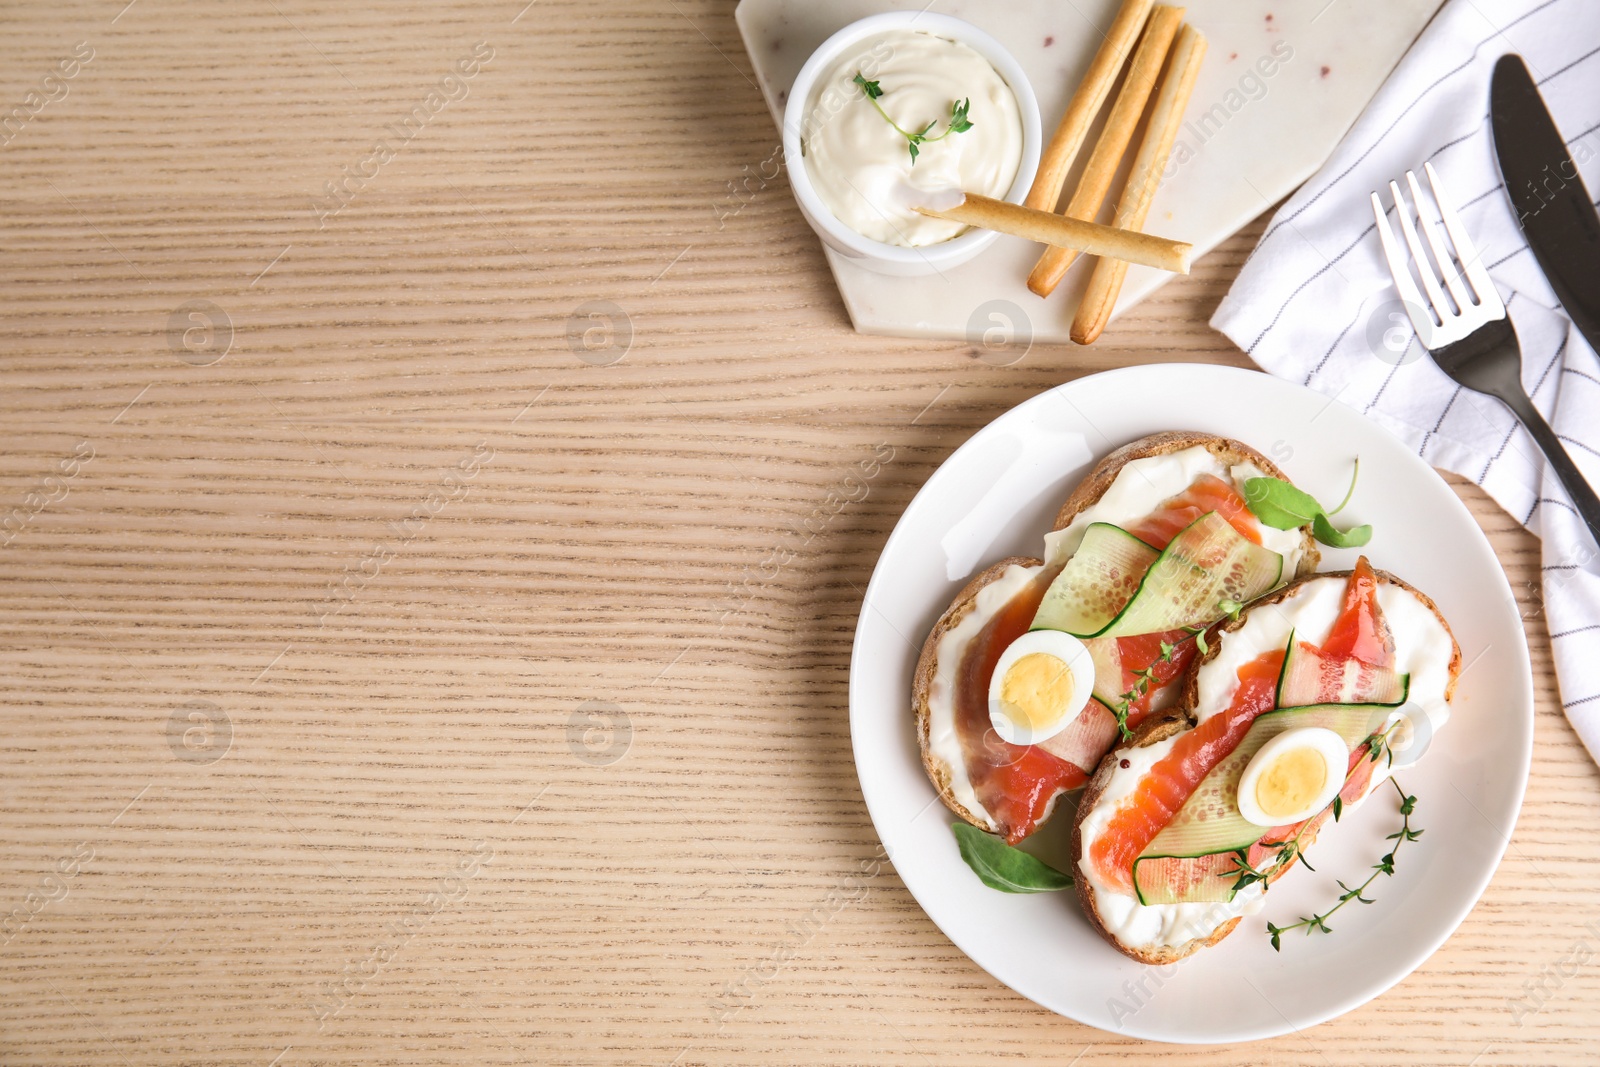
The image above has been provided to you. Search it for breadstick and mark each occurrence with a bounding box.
[914,193,1190,274]
[1027,4,1185,297]
[1023,0,1154,212]
[1072,24,1207,344]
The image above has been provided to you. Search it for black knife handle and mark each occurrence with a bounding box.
[1500,386,1600,548]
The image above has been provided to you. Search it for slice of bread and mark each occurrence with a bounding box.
[913,556,1047,836]
[913,432,1322,838]
[1071,566,1462,965]
[1072,715,1244,965]
[1052,430,1321,557]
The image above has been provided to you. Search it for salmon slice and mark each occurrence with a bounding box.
[976,747,1089,845]
[1320,557,1394,668]
[1035,699,1121,772]
[1125,473,1264,550]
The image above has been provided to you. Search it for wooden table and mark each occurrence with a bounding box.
[2,2,1596,1063]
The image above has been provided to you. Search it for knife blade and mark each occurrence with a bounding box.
[1490,53,1600,354]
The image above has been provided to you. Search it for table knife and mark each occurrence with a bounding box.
[1491,53,1600,356]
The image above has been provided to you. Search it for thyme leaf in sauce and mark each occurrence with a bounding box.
[853,72,974,165]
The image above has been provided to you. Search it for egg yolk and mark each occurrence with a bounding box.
[1254,747,1328,819]
[999,653,1075,730]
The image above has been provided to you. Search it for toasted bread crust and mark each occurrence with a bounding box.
[913,432,1323,836]
[1072,567,1463,964]
[912,556,1044,834]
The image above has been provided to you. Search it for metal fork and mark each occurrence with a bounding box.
[1371,162,1600,545]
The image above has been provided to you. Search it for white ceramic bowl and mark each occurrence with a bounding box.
[781,13,1041,277]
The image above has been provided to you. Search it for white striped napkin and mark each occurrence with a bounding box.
[1212,0,1600,763]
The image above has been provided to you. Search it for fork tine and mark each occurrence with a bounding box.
[1389,179,1452,325]
[1425,161,1506,316]
[1370,191,1434,340]
[1406,169,1473,314]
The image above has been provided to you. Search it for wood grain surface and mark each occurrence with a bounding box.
[2,2,1597,1064]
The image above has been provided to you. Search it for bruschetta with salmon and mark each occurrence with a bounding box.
[914,432,1321,845]
[1072,558,1461,964]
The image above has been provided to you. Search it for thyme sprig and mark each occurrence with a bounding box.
[1107,612,1224,741]
[1265,778,1422,951]
[852,72,973,164]
[1224,815,1318,895]
[1360,714,1409,768]
[1108,629,1199,741]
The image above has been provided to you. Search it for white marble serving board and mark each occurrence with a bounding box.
[734,0,1444,346]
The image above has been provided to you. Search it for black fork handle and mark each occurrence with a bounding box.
[1497,386,1600,548]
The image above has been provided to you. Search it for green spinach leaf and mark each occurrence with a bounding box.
[952,823,1073,893]
[1243,459,1371,549]
[1312,511,1372,548]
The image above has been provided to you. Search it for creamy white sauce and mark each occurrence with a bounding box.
[1043,447,1305,571]
[801,30,1022,247]
[926,562,1042,828]
[1078,575,1456,951]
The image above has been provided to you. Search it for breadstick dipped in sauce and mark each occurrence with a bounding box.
[912,190,1191,273]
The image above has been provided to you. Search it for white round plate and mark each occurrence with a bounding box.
[849,364,1533,1043]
